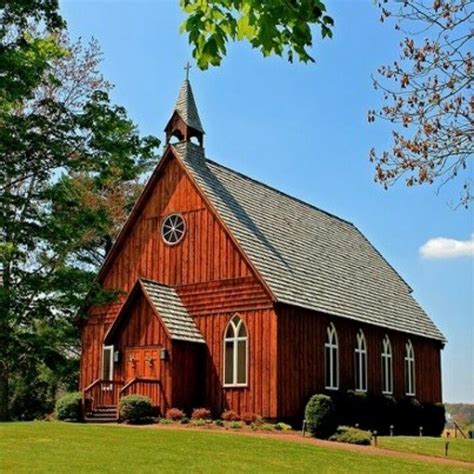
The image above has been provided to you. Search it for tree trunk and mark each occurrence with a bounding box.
[0,365,9,421]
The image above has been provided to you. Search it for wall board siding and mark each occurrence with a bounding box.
[80,154,272,412]
[193,307,277,419]
[276,304,442,420]
[101,155,255,293]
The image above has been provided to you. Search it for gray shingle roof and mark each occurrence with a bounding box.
[140,279,205,343]
[172,142,445,342]
[171,79,204,133]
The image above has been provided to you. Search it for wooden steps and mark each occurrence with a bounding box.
[84,405,118,423]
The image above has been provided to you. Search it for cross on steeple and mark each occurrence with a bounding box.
[184,62,192,81]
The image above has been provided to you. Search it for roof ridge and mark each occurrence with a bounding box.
[203,156,354,227]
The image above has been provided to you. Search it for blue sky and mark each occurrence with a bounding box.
[60,0,473,402]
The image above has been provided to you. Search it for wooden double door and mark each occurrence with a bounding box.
[124,346,161,381]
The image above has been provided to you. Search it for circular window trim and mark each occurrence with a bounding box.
[161,213,186,246]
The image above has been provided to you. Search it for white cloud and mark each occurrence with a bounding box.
[420,234,474,259]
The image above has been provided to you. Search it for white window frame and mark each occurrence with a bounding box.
[223,315,248,388]
[102,345,114,381]
[404,339,416,396]
[354,329,368,392]
[381,335,393,395]
[325,323,339,390]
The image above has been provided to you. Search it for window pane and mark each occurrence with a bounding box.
[225,341,234,384]
[102,347,112,380]
[225,324,234,338]
[405,360,409,392]
[238,323,247,337]
[237,340,247,384]
[355,353,359,389]
[325,346,331,387]
[362,354,367,390]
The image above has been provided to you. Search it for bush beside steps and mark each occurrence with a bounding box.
[119,395,153,424]
[55,392,82,422]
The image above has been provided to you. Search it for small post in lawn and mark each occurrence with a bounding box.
[419,426,423,437]
[372,430,378,447]
[390,425,394,437]
[302,420,307,438]
[445,441,449,457]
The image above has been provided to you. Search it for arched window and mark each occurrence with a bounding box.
[224,315,248,387]
[404,339,416,396]
[381,335,393,394]
[325,323,339,390]
[354,329,368,392]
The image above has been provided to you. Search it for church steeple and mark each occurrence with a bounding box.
[165,67,204,147]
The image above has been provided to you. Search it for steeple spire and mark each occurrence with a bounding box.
[165,71,205,147]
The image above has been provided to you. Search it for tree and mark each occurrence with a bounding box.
[0,4,160,420]
[180,0,334,69]
[368,0,473,208]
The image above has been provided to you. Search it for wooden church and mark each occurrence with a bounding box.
[80,78,445,422]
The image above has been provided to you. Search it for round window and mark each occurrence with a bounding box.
[161,213,186,245]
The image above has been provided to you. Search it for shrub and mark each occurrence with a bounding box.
[397,397,422,435]
[372,395,398,434]
[305,394,338,439]
[222,410,240,421]
[160,418,173,425]
[192,418,206,427]
[180,417,190,424]
[342,390,370,429]
[274,422,292,431]
[241,412,258,425]
[214,419,224,427]
[119,395,153,424]
[422,403,445,437]
[261,423,275,431]
[329,426,372,445]
[191,408,211,420]
[55,392,82,422]
[166,408,185,421]
[229,421,242,429]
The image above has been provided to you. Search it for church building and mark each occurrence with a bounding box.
[80,78,445,422]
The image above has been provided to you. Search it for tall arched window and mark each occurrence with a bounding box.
[404,339,416,396]
[224,315,248,387]
[354,329,367,392]
[325,323,339,390]
[381,335,393,394]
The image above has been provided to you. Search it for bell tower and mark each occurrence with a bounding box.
[164,63,205,147]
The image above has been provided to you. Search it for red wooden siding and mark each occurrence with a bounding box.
[80,152,274,419]
[102,155,256,293]
[276,304,442,420]
[192,307,277,419]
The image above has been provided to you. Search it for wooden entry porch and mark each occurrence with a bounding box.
[83,346,162,422]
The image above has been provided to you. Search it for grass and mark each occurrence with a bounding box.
[378,436,474,463]
[0,422,471,473]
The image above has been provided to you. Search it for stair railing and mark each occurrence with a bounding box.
[83,379,124,416]
[119,377,161,397]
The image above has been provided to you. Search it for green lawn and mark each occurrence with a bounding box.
[378,436,474,463]
[0,422,471,474]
